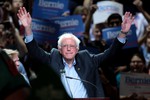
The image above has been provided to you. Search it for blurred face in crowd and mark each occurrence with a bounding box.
[81,9,88,23]
[93,23,105,41]
[108,18,122,27]
[93,26,102,41]
[11,53,20,68]
[73,6,88,23]
[129,54,145,73]
[59,37,78,63]
[12,0,23,11]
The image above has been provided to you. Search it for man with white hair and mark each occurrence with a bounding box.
[17,7,134,98]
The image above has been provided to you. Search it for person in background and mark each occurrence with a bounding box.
[116,52,148,87]
[3,48,30,85]
[137,25,150,68]
[0,49,30,100]
[2,0,25,35]
[118,52,148,100]
[133,0,150,23]
[107,13,122,28]
[89,23,108,53]
[17,7,134,98]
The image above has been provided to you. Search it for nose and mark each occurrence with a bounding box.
[15,61,20,67]
[67,45,71,50]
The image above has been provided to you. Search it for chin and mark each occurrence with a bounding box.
[65,56,74,60]
[66,57,73,60]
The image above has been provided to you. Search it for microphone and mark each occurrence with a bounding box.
[60,69,99,91]
[65,76,99,92]
[60,69,101,96]
[60,69,73,98]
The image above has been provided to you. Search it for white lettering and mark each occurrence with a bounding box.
[54,19,79,28]
[38,0,64,9]
[32,22,56,33]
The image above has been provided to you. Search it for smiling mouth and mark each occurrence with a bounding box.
[66,53,73,55]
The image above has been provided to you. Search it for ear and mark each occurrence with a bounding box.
[76,47,79,51]
[76,47,79,53]
[58,46,62,54]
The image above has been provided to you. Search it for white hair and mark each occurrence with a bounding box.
[3,49,19,55]
[57,33,81,48]
[3,49,19,58]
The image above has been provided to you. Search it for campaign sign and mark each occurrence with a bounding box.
[93,1,123,24]
[32,0,69,19]
[102,25,138,49]
[49,15,84,37]
[32,18,60,45]
[120,72,150,98]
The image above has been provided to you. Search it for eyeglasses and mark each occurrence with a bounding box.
[61,44,77,49]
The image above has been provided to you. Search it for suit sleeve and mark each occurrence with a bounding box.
[25,39,51,65]
[92,38,126,67]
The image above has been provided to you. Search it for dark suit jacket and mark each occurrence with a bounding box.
[26,38,125,98]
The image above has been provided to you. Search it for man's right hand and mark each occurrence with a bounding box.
[17,7,32,35]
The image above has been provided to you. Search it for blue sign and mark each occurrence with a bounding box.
[49,15,85,38]
[32,0,69,19]
[32,18,60,45]
[102,25,138,49]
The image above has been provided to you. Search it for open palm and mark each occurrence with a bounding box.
[121,12,134,33]
[17,7,32,28]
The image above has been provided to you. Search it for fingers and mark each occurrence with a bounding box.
[17,12,21,19]
[17,7,28,18]
[17,7,23,19]
[124,12,131,19]
[19,7,26,16]
[128,12,134,21]
[123,12,134,23]
[27,12,31,20]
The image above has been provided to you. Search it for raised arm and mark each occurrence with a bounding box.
[17,7,32,36]
[118,12,134,38]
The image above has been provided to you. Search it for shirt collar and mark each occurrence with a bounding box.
[62,58,76,67]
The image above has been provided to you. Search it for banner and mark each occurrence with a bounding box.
[93,1,123,24]
[49,15,85,37]
[102,24,138,49]
[120,72,150,98]
[32,18,60,45]
[32,0,69,19]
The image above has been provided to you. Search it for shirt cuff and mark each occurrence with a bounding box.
[24,34,33,43]
[117,37,126,44]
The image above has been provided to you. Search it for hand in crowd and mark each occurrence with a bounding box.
[133,0,143,7]
[17,7,31,28]
[121,12,134,33]
[90,4,98,14]
[17,7,32,35]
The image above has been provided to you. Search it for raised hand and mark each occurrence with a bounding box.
[121,12,134,33]
[17,7,31,27]
[17,7,32,35]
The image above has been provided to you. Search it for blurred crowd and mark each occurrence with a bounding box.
[1,0,150,100]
